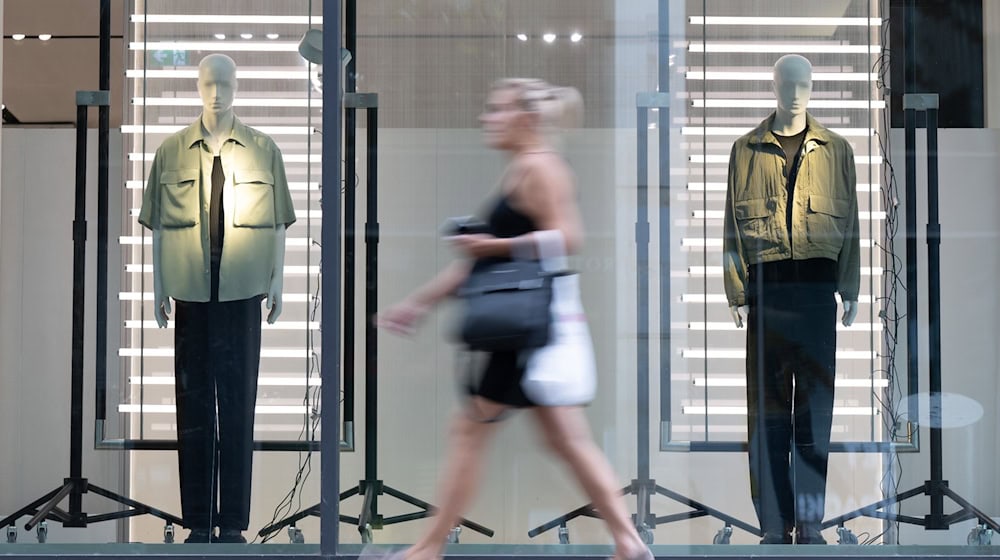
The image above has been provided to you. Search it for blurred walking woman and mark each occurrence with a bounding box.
[378,78,652,560]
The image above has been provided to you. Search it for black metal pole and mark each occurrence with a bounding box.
[70,103,89,517]
[343,0,357,426]
[95,0,110,423]
[635,105,651,501]
[364,105,379,497]
[925,106,944,527]
[320,0,344,553]
[903,0,920,433]
[657,0,672,431]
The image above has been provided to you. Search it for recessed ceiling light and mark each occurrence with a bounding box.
[38,34,52,41]
[12,33,25,41]
[214,33,226,40]
[570,32,582,42]
[240,33,253,39]
[516,33,528,41]
[266,33,280,40]
[542,33,556,43]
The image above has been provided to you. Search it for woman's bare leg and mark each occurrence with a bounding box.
[406,397,507,560]
[533,405,649,560]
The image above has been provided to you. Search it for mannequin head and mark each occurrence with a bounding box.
[197,54,238,117]
[772,54,812,116]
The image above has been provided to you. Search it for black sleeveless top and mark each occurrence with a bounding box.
[485,194,536,239]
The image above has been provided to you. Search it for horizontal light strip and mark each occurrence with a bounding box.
[129,153,318,163]
[689,211,887,220]
[131,14,324,24]
[121,125,316,135]
[119,236,315,247]
[126,180,319,191]
[124,320,319,330]
[682,127,874,137]
[130,41,299,52]
[687,182,881,193]
[682,405,878,416]
[681,348,875,360]
[133,97,322,108]
[686,71,877,82]
[118,404,310,414]
[689,16,882,26]
[690,377,889,388]
[120,347,309,358]
[687,321,875,332]
[129,375,321,386]
[692,99,885,109]
[689,43,880,54]
[124,264,319,275]
[680,293,876,304]
[688,266,882,276]
[126,69,310,80]
[120,292,315,302]
[690,154,882,165]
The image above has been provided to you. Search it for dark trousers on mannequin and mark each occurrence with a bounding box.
[174,262,262,533]
[746,270,837,536]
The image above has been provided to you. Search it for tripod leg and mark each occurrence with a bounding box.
[26,482,74,530]
[0,487,64,528]
[381,484,494,537]
[86,483,183,525]
[941,488,1000,532]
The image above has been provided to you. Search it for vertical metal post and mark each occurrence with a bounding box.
[343,0,357,427]
[925,105,944,526]
[656,0,672,435]
[364,106,379,507]
[903,0,920,435]
[635,105,650,488]
[95,0,110,423]
[70,102,89,517]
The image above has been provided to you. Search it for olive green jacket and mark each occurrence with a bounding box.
[138,116,297,302]
[723,112,860,306]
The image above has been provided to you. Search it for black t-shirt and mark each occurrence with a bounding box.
[210,155,225,263]
[773,128,807,243]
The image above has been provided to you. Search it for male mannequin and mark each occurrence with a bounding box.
[722,54,860,545]
[138,54,297,543]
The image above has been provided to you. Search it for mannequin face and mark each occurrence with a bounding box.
[478,87,536,151]
[772,56,812,115]
[197,55,238,117]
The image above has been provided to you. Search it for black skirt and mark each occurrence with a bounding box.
[465,351,536,408]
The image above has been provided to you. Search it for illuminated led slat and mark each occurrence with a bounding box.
[682,405,878,416]
[681,348,874,360]
[690,377,889,388]
[687,321,875,332]
[130,41,299,52]
[688,266,882,276]
[133,97,322,108]
[124,320,319,330]
[126,180,319,191]
[129,375,321,386]
[686,71,877,82]
[124,264,319,274]
[682,126,874,137]
[680,293,876,304]
[120,292,314,302]
[120,348,309,358]
[119,236,315,246]
[131,14,324,24]
[121,125,315,135]
[119,404,310,414]
[126,69,310,80]
[689,211,887,220]
[130,153,318,163]
[692,99,885,109]
[689,43,880,54]
[688,16,882,26]
[687,182,880,192]
[690,154,882,165]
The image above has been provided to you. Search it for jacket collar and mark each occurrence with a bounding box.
[747,111,834,147]
[179,114,253,150]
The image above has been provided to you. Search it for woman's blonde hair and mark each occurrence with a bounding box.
[491,78,584,131]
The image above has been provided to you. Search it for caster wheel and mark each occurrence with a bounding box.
[968,524,993,546]
[6,525,16,543]
[713,525,732,544]
[638,524,654,545]
[446,526,461,544]
[558,525,570,545]
[837,527,859,545]
[36,521,48,544]
[288,526,305,544]
[163,523,175,544]
[360,524,373,544]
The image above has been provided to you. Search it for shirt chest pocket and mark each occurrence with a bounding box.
[159,169,200,227]
[233,169,276,228]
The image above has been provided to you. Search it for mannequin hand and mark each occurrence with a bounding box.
[842,300,858,327]
[730,305,747,328]
[376,298,430,336]
[447,234,503,259]
[154,294,171,328]
[265,284,283,324]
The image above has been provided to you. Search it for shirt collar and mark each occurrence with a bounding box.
[180,114,253,150]
[747,111,834,147]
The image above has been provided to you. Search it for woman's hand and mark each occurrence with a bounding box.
[375,299,430,336]
[447,234,506,259]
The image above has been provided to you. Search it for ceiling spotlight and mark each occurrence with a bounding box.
[240,33,253,39]
[12,33,25,41]
[266,33,280,40]
[38,34,52,41]
[542,33,556,43]
[570,32,582,42]
[214,33,226,40]
[516,33,528,41]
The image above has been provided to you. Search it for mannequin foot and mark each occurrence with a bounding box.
[184,528,214,543]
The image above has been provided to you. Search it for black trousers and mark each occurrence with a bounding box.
[174,291,262,531]
[746,281,837,534]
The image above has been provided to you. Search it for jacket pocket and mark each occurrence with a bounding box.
[159,169,200,227]
[806,194,849,246]
[735,198,773,254]
[233,169,276,228]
